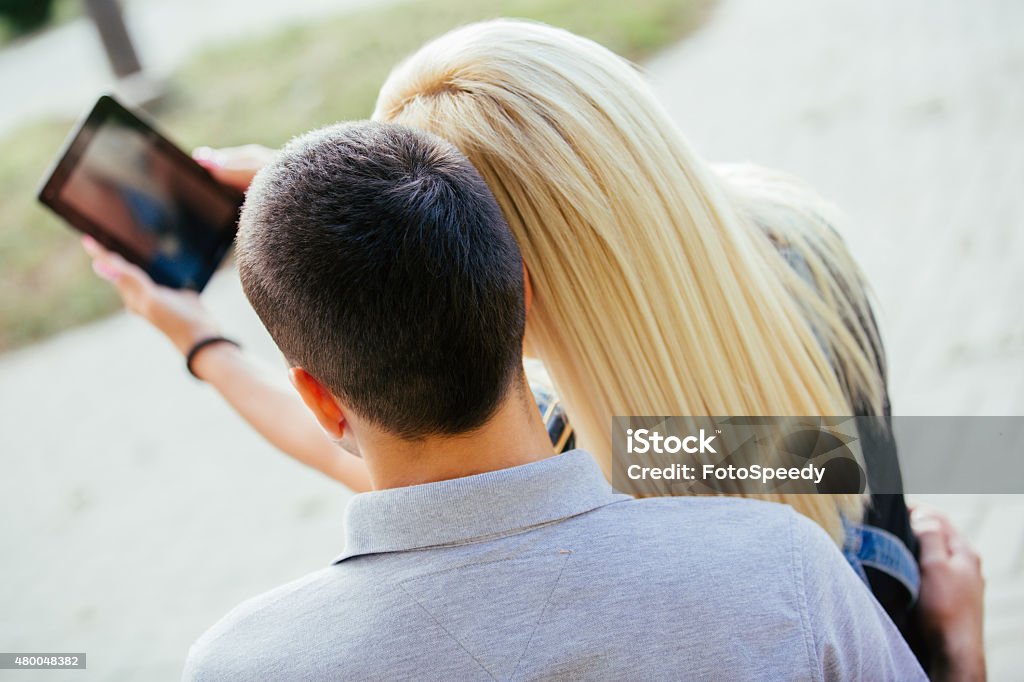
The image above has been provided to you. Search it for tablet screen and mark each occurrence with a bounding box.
[39,96,244,291]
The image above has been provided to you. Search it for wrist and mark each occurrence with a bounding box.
[171,326,221,356]
[185,336,242,381]
[930,627,986,682]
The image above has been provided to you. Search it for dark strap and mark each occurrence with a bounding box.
[185,336,241,379]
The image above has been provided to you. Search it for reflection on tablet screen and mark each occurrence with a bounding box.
[59,118,238,289]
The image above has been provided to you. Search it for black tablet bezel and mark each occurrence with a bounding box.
[37,95,245,291]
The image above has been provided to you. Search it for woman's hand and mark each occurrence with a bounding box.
[82,235,221,355]
[912,505,986,682]
[81,143,276,353]
[193,144,277,192]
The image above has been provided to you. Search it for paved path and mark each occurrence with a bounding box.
[1,0,1022,679]
[0,0,396,137]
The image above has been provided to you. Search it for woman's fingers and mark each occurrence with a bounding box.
[82,234,122,282]
[195,157,257,190]
[914,514,951,566]
[81,238,222,352]
[81,234,107,258]
[912,505,981,572]
[912,505,953,565]
[193,144,276,191]
[932,510,973,558]
[108,252,152,309]
[81,236,154,314]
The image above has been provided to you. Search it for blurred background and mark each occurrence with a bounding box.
[0,0,1021,679]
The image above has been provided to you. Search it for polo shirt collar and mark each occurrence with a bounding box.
[333,450,626,563]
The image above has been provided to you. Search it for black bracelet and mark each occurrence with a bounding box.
[185,336,241,379]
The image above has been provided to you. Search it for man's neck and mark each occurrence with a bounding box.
[358,381,556,490]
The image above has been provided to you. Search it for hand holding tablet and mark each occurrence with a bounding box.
[38,95,245,291]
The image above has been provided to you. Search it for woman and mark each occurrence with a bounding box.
[374,19,926,649]
[86,19,942,663]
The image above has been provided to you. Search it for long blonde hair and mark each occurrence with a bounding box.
[374,19,883,541]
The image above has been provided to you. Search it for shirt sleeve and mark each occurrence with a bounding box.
[791,511,926,681]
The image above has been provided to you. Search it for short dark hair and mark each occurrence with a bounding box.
[237,121,526,439]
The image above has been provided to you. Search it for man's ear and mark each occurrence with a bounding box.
[522,261,533,315]
[289,367,346,439]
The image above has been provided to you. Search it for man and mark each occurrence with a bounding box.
[183,121,924,680]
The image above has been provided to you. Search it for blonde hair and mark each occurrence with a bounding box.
[374,19,883,541]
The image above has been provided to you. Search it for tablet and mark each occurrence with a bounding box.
[38,95,244,291]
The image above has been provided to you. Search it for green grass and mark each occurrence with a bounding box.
[0,0,711,352]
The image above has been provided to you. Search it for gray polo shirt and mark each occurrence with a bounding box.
[184,450,924,681]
